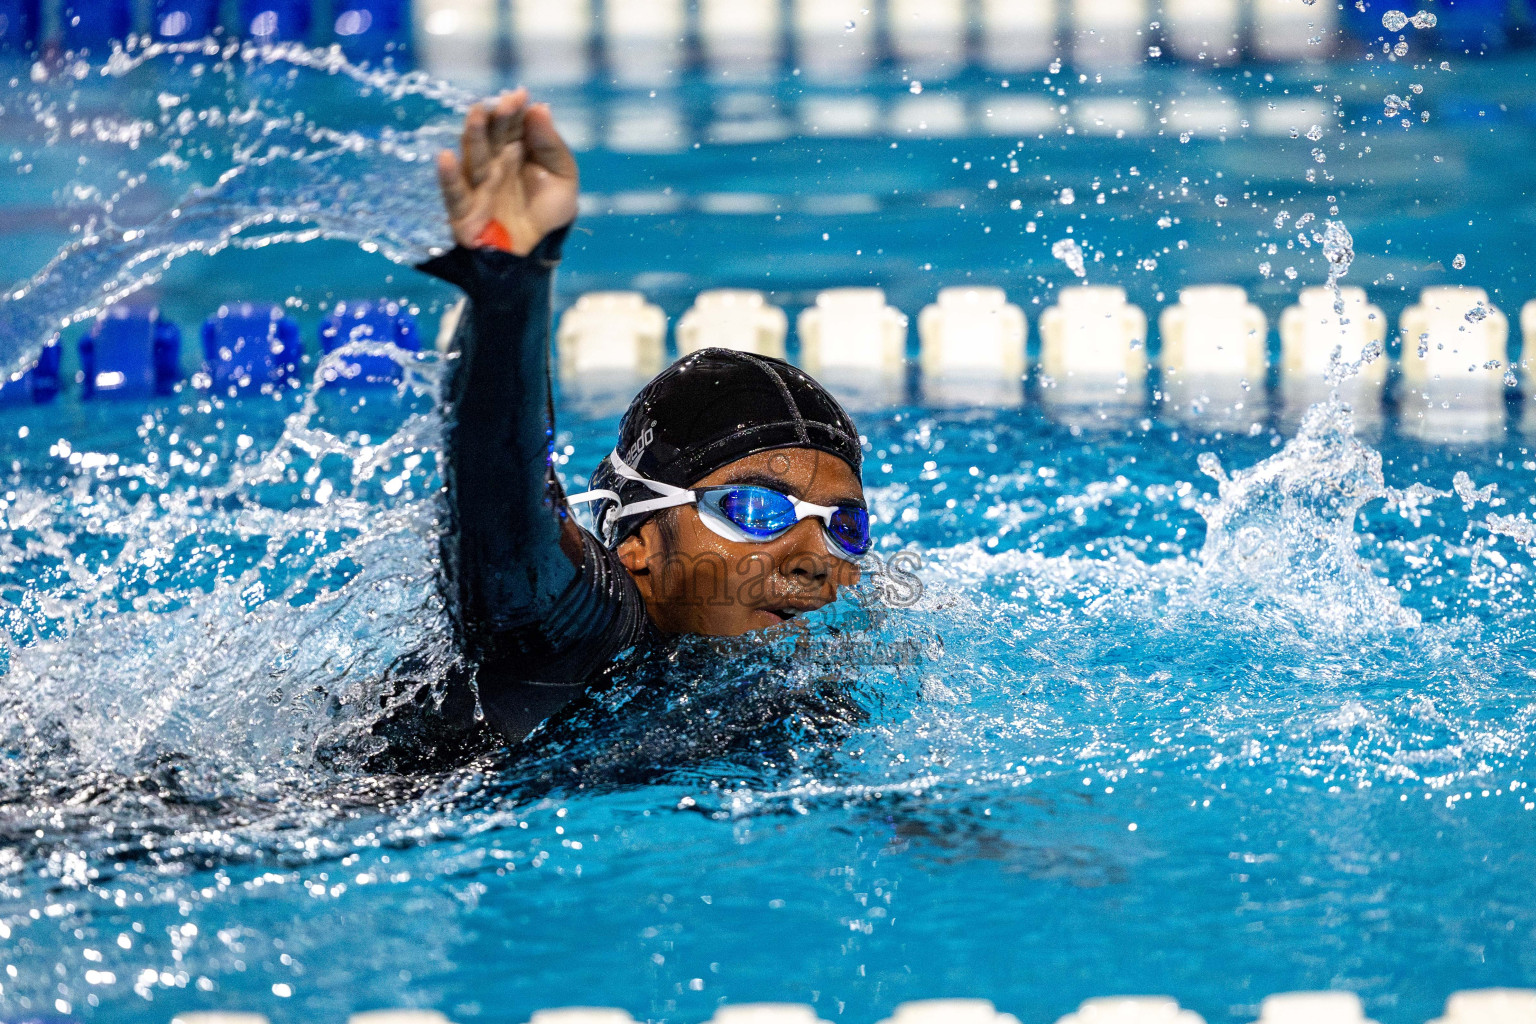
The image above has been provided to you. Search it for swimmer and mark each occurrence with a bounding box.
[409,90,871,744]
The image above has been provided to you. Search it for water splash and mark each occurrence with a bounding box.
[1193,401,1419,637]
[0,41,474,374]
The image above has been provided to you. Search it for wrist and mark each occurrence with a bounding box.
[474,220,516,254]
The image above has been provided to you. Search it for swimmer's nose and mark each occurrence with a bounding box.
[780,521,833,586]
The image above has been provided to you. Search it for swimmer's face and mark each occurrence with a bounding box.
[615,446,865,637]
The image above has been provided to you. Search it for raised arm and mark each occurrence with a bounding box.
[419,93,647,730]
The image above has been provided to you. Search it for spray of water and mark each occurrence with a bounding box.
[0,41,473,374]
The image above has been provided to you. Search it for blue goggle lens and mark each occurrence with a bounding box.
[717,487,798,537]
[828,505,871,556]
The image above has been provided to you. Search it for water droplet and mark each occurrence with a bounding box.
[1057,187,1075,206]
[1214,195,1229,208]
[1452,253,1466,270]
[844,19,856,31]
[1051,238,1087,278]
[1147,45,1162,57]
[1411,10,1437,28]
[1465,302,1489,323]
[1504,369,1519,388]
[1306,124,1324,141]
[1382,9,1409,31]
[909,80,922,94]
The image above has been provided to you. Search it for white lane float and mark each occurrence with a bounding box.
[1252,991,1377,1024]
[602,0,686,85]
[916,286,1028,407]
[797,287,908,405]
[556,291,668,379]
[676,289,789,358]
[1069,0,1148,67]
[978,0,1058,71]
[1278,285,1389,419]
[1037,285,1148,425]
[1429,988,1536,1024]
[888,0,967,73]
[1055,996,1206,1023]
[710,1005,830,1024]
[1161,0,1242,64]
[414,0,498,86]
[792,0,875,79]
[1521,298,1536,397]
[698,0,782,72]
[511,0,593,84]
[1280,285,1388,383]
[1251,0,1339,60]
[1398,285,1509,442]
[527,1010,638,1024]
[879,999,1022,1024]
[1158,284,1267,430]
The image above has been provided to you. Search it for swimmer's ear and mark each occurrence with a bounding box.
[616,532,652,575]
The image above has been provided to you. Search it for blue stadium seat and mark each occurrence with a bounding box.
[152,0,220,40]
[201,303,303,394]
[0,342,62,406]
[319,300,419,386]
[61,0,132,51]
[331,0,409,63]
[80,305,182,399]
[0,0,40,50]
[240,0,309,42]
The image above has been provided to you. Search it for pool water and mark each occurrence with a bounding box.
[0,39,1535,1024]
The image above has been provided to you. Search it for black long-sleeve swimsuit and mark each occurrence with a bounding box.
[403,228,660,748]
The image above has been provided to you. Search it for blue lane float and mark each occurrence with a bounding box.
[152,0,221,41]
[240,0,309,43]
[0,0,40,50]
[331,0,409,63]
[201,303,303,394]
[81,305,182,399]
[62,0,132,51]
[319,300,420,386]
[0,341,62,406]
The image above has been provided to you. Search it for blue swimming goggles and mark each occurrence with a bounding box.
[568,451,872,562]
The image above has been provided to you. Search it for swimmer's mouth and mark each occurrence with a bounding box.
[761,603,818,624]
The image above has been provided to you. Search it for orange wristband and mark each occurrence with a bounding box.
[474,220,514,253]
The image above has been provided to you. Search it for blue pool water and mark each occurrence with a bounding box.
[1,39,1536,1024]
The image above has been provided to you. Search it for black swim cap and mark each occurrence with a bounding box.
[584,348,863,548]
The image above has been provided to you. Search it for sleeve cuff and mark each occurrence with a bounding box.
[417,223,573,294]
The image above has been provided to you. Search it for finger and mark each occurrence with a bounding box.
[488,88,529,152]
[523,103,578,181]
[436,150,473,223]
[496,142,528,211]
[460,101,493,187]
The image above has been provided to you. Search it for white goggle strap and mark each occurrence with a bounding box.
[564,449,697,526]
